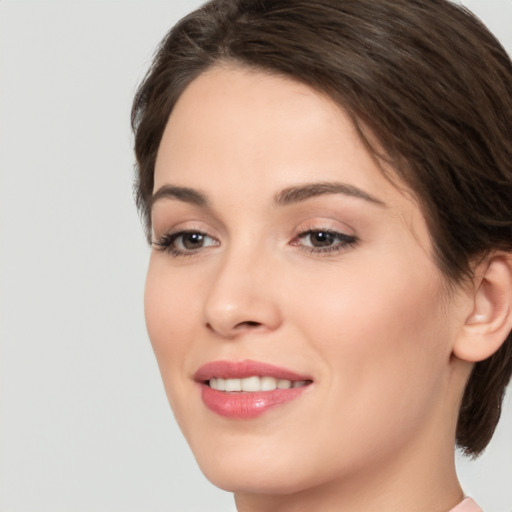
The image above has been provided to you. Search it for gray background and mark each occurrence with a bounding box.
[0,1,510,511]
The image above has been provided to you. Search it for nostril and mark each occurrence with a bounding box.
[205,319,264,336]
[237,321,261,328]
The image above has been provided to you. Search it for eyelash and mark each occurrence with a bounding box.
[153,230,218,257]
[153,228,358,257]
[292,229,358,254]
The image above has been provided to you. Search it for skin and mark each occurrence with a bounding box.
[145,65,477,512]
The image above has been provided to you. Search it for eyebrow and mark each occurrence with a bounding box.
[150,185,209,209]
[274,182,386,207]
[150,181,386,210]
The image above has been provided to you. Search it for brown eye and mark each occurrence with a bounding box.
[308,231,336,247]
[173,231,218,252]
[153,230,219,256]
[181,232,206,249]
[295,229,358,254]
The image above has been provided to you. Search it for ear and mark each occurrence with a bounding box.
[453,253,512,363]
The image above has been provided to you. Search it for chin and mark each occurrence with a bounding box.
[184,431,312,494]
[199,460,315,496]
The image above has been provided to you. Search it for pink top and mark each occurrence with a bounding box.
[450,498,483,512]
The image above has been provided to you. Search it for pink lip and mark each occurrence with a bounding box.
[194,360,312,419]
[194,360,311,382]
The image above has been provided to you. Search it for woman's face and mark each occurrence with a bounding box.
[146,66,465,496]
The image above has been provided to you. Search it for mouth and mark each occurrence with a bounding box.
[195,360,313,419]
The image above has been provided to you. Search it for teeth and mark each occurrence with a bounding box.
[277,379,292,389]
[260,376,277,391]
[209,376,308,392]
[225,378,241,392]
[241,376,260,392]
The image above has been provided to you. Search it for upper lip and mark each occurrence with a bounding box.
[194,359,312,383]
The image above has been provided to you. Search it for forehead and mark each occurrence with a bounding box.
[156,66,380,190]
[154,65,422,227]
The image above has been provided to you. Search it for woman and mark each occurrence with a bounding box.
[131,1,512,510]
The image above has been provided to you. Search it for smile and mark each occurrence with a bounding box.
[195,360,313,419]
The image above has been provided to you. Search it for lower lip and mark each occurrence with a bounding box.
[201,385,308,419]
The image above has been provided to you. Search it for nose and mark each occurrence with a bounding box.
[203,248,283,338]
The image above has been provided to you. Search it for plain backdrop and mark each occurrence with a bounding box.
[0,1,511,511]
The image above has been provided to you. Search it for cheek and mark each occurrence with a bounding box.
[279,256,454,471]
[296,252,447,344]
[144,259,209,432]
[144,260,200,383]
[293,251,451,414]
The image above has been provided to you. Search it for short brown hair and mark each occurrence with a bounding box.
[132,0,512,456]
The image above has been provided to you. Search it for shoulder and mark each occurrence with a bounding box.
[450,498,483,512]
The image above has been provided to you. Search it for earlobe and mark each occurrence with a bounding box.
[453,253,512,363]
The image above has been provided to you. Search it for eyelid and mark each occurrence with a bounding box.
[153,229,220,258]
[150,204,224,241]
[292,228,357,247]
[152,219,218,243]
[289,219,359,255]
[292,218,356,238]
[151,219,221,257]
[152,218,358,257]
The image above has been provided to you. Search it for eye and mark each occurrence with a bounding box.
[153,230,219,256]
[293,229,358,253]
